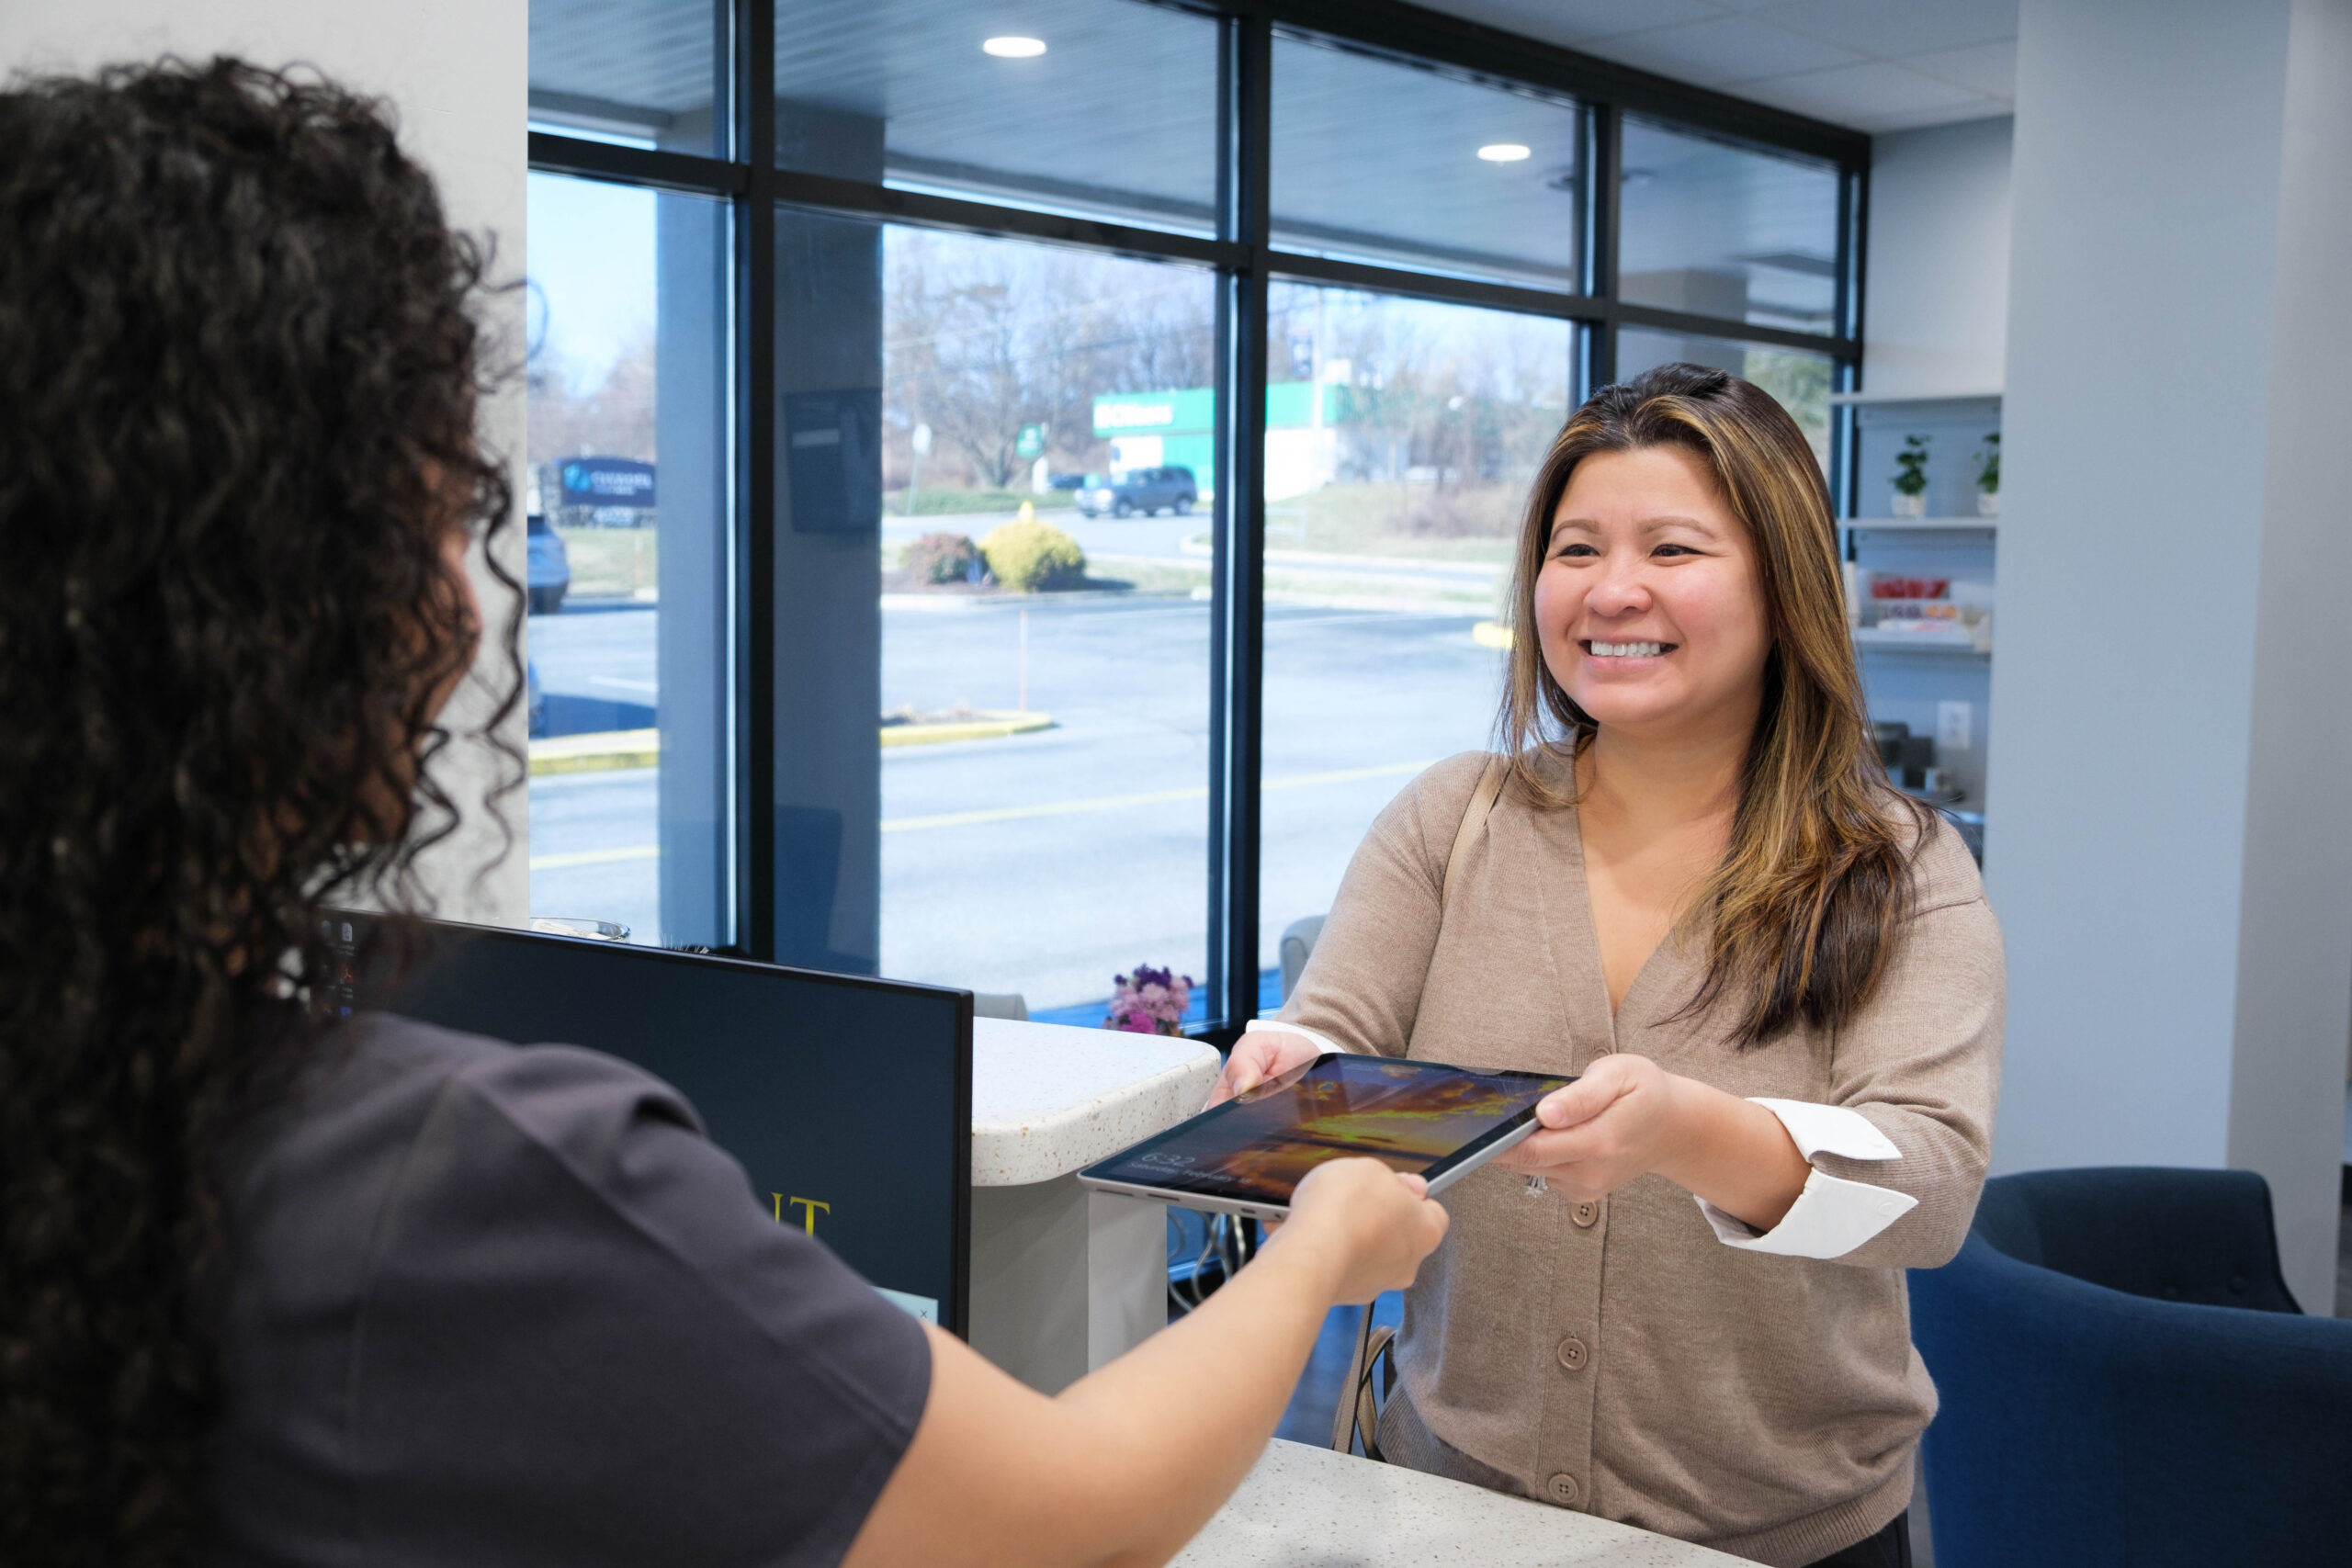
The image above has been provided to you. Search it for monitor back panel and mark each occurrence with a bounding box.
[345,919,973,1334]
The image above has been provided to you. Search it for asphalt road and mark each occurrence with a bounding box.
[528,592,1507,1012]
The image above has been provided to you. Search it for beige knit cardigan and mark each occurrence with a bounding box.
[1280,750,2005,1567]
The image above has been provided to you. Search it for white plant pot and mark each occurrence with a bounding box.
[1891,492,1927,517]
[1977,491,2000,516]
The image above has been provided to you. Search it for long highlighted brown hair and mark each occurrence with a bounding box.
[1496,362,1930,1045]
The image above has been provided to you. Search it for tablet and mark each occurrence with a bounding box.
[1077,1054,1575,1221]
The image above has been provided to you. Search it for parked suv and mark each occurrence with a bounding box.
[526,512,570,615]
[1077,466,1197,518]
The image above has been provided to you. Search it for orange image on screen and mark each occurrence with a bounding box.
[1105,1058,1569,1203]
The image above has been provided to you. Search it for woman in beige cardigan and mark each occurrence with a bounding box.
[1212,363,2003,1568]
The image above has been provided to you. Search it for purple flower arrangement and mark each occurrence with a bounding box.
[1104,964,1193,1036]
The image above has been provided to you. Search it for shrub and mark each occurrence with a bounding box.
[904,530,980,585]
[979,515,1087,592]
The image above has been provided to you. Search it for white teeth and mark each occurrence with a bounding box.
[1589,640,1665,658]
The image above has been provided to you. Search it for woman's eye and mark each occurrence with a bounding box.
[1652,543,1696,558]
[1553,541,1599,558]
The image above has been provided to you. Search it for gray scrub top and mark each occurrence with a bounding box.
[208,1012,932,1566]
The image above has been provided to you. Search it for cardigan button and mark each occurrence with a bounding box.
[1556,1336,1589,1371]
[1547,1472,1581,1506]
[1571,1201,1599,1228]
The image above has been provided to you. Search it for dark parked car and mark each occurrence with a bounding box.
[1077,466,1197,518]
[526,512,570,615]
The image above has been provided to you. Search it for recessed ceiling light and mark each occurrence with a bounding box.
[1477,143,1532,162]
[983,36,1046,58]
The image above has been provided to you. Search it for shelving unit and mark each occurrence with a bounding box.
[1841,392,2001,856]
[1845,516,1996,534]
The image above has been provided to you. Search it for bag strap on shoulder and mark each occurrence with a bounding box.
[1442,753,1508,911]
[1330,753,1505,1460]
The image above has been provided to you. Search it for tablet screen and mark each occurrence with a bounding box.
[1082,1054,1572,1208]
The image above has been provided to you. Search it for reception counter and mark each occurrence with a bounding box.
[966,1017,1219,1392]
[1176,1441,1746,1567]
[962,1025,1747,1567]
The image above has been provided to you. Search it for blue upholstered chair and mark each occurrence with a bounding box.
[1909,1167,2352,1567]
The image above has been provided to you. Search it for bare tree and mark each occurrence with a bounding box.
[884,231,1216,494]
[527,331,657,469]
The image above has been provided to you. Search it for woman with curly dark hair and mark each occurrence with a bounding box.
[0,57,1444,1568]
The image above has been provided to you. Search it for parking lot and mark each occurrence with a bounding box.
[527,531,1510,1013]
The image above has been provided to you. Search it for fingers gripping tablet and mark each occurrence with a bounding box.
[1079,1055,1574,1221]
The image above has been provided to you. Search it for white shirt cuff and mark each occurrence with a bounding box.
[1245,1019,1348,1055]
[1694,1100,1916,1259]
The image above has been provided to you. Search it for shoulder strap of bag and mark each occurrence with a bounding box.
[1329,754,1506,1460]
[1442,753,1508,912]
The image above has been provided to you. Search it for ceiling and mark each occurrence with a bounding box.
[1410,0,2018,135]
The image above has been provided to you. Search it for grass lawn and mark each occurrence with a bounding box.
[1263,481,1520,564]
[555,525,657,597]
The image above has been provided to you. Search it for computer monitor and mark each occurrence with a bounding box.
[336,916,973,1335]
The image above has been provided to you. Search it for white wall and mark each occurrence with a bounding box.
[1988,0,2352,1313]
[1,1,532,927]
[1862,116,2013,399]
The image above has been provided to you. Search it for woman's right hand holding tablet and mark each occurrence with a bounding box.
[1276,1159,1451,1303]
[1204,1022,1325,1107]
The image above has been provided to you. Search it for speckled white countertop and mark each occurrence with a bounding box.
[970,1017,1221,1188]
[1171,1441,1744,1567]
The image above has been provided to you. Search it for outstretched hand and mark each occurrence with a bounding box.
[1204,1025,1323,1109]
[1498,1053,1814,1230]
[1277,1159,1450,1304]
[1497,1053,1688,1202]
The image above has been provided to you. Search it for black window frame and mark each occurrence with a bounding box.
[526,0,1870,1041]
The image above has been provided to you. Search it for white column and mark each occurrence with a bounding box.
[1988,0,2352,1311]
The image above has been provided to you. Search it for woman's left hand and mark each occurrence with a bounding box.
[1497,1054,1690,1201]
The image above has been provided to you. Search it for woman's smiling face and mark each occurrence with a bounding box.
[1534,443,1772,741]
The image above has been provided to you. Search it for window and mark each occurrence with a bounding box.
[1617,118,1841,338]
[525,175,731,948]
[526,0,1866,1029]
[529,0,723,154]
[1257,286,1571,990]
[776,0,1221,233]
[1617,327,1834,467]
[830,222,1216,1010]
[1271,33,1581,289]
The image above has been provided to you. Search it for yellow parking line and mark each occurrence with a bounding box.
[527,758,1438,868]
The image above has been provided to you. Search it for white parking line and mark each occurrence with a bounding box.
[526,758,1437,870]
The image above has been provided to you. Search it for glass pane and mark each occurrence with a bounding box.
[1272,33,1581,290]
[1616,328,1835,468]
[1258,286,1572,999]
[775,0,1218,234]
[526,175,732,947]
[529,0,723,156]
[763,211,1216,1011]
[1618,118,1839,336]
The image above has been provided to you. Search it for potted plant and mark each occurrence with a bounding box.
[1974,432,2000,516]
[1892,434,1929,517]
[1103,964,1193,1036]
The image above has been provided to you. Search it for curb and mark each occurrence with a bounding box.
[531,713,1057,775]
[530,728,661,775]
[1472,621,1514,649]
[881,711,1054,748]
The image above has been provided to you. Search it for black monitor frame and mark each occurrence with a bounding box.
[337,914,975,1336]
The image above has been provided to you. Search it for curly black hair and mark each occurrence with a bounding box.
[0,58,516,1563]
